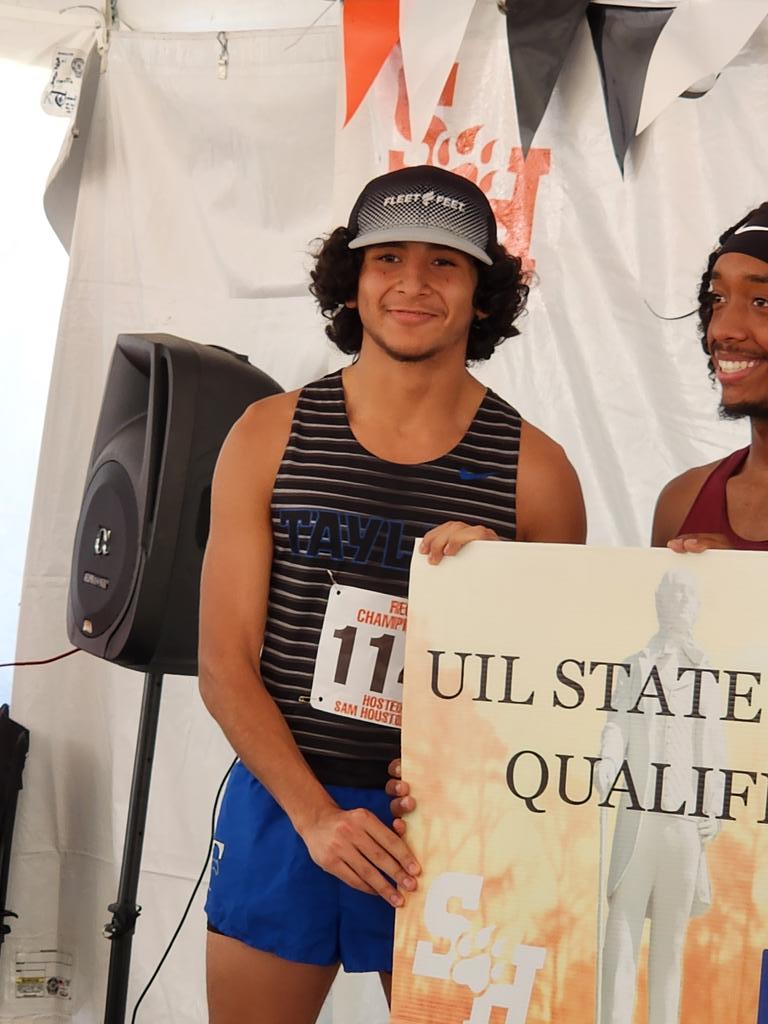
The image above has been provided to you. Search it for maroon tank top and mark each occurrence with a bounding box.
[678,446,768,550]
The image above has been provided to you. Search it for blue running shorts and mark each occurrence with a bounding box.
[205,762,396,973]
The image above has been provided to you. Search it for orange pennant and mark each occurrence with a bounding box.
[343,0,400,126]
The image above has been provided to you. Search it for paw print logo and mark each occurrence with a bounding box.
[449,926,507,995]
[412,873,547,1021]
[390,64,503,195]
[388,62,550,270]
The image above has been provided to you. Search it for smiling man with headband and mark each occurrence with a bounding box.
[653,203,768,552]
[199,164,585,1024]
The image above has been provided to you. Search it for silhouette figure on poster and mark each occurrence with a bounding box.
[598,569,726,1024]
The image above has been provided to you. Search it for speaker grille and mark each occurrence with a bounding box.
[70,460,140,638]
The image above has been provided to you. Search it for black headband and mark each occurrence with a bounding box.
[718,202,768,264]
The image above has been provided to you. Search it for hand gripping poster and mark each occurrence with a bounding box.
[391,543,768,1024]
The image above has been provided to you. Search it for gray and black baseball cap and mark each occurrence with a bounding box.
[347,165,497,266]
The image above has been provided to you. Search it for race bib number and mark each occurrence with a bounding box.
[310,584,407,728]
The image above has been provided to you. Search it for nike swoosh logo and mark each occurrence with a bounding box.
[458,468,494,481]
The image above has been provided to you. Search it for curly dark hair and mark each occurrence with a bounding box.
[697,207,760,375]
[309,226,529,363]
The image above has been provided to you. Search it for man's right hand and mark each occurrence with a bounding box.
[300,803,420,907]
[667,532,733,553]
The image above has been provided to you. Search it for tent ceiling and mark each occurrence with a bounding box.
[0,0,342,65]
[0,8,102,65]
[115,0,341,31]
[0,0,102,12]
[0,0,344,62]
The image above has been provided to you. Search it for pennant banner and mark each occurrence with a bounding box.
[587,4,674,172]
[342,0,399,126]
[594,0,677,6]
[636,0,768,133]
[399,0,474,145]
[505,0,589,154]
[393,543,768,1024]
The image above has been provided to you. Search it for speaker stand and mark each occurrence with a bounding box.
[103,671,164,1024]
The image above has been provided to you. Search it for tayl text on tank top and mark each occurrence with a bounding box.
[278,508,410,571]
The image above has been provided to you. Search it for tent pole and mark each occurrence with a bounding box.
[103,671,164,1024]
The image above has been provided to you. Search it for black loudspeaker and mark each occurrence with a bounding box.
[67,333,282,675]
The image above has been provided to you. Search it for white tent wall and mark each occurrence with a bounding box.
[3,2,767,1022]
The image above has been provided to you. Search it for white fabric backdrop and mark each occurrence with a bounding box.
[4,3,768,1021]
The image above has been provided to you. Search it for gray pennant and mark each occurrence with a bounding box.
[587,4,674,173]
[505,0,590,156]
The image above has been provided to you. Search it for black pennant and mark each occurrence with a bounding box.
[505,0,590,156]
[587,4,675,174]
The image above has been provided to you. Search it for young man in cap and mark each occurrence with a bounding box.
[199,164,586,1023]
[652,203,768,552]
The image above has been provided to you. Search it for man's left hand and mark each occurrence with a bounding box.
[419,521,499,565]
[667,532,733,553]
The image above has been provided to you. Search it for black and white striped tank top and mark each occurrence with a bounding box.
[261,370,521,787]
